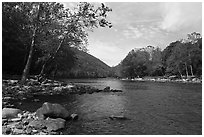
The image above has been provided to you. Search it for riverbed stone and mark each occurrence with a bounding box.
[10,117,22,122]
[111,89,123,92]
[109,115,129,120]
[3,96,13,100]
[33,99,40,102]
[2,108,22,119]
[46,117,66,132]
[13,128,25,134]
[28,117,66,132]
[28,119,47,129]
[103,86,111,92]
[36,102,70,120]
[53,87,63,92]
[70,113,78,120]
[6,122,20,129]
[32,129,38,133]
[2,118,8,125]
[2,126,12,134]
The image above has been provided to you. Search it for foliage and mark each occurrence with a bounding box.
[162,32,202,77]
[2,2,112,80]
[117,32,202,78]
[55,48,112,78]
[119,46,163,78]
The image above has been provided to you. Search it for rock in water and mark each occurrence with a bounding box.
[103,86,111,92]
[2,108,22,119]
[109,115,129,120]
[36,102,70,120]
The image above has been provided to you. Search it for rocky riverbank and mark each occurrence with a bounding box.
[2,78,122,108]
[2,102,79,135]
[121,77,202,83]
[2,78,123,135]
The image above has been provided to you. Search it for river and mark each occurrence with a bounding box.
[18,78,202,135]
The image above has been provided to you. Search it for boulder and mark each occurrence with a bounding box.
[36,102,70,120]
[28,119,47,129]
[46,118,66,132]
[2,108,22,119]
[28,118,66,132]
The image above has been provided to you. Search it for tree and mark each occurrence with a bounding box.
[162,32,202,77]
[6,2,112,84]
[120,48,150,78]
[2,3,32,75]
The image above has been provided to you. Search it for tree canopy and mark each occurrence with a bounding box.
[2,2,112,83]
[117,32,202,78]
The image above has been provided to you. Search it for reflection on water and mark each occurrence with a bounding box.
[77,94,126,120]
[65,78,124,90]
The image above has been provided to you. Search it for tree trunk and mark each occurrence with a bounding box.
[185,62,189,78]
[21,4,41,84]
[21,27,37,84]
[39,37,65,77]
[178,67,183,78]
[187,52,194,76]
[190,64,194,76]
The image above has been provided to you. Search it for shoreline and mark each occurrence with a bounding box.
[2,78,122,135]
[120,77,202,84]
[2,77,201,135]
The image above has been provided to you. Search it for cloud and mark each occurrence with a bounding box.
[123,23,163,40]
[123,25,143,39]
[160,2,202,32]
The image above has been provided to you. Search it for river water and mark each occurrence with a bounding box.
[18,78,202,135]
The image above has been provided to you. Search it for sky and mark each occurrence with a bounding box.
[64,2,202,67]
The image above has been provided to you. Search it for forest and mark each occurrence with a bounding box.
[2,2,113,83]
[115,32,202,79]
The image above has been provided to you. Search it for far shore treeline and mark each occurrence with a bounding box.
[114,32,202,79]
[2,2,202,80]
